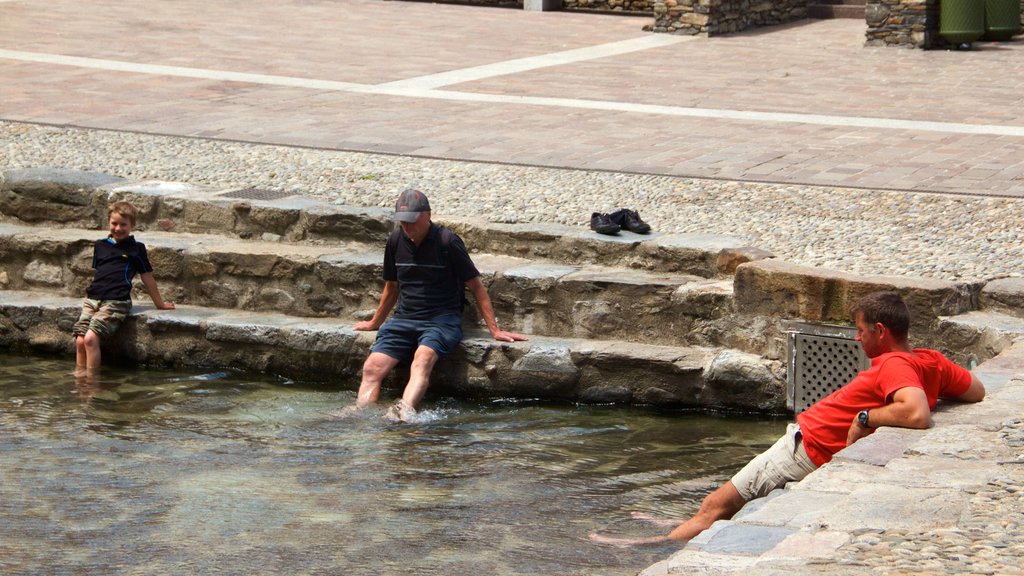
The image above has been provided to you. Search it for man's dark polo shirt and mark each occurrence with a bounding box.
[383,223,479,320]
[86,235,154,301]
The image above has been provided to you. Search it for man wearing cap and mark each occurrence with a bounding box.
[353,189,528,420]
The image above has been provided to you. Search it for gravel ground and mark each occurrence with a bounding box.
[3,120,1022,283]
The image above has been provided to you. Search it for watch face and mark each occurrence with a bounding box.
[858,411,869,426]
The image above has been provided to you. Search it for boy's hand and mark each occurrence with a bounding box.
[158,302,176,310]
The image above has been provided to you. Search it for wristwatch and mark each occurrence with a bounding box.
[857,409,871,428]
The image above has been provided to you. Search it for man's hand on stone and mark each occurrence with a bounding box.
[492,330,528,343]
[846,419,873,446]
[354,320,379,331]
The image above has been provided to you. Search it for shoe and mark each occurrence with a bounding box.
[609,208,651,234]
[623,209,651,234]
[590,212,620,235]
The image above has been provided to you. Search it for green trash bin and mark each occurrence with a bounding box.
[984,0,1022,41]
[940,0,985,45]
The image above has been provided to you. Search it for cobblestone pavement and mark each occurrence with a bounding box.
[3,121,1023,284]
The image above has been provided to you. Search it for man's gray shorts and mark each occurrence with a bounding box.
[730,422,818,501]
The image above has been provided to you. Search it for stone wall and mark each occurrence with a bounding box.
[652,0,809,36]
[563,0,654,12]
[864,0,936,48]
[866,0,1023,49]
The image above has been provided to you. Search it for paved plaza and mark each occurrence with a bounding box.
[2,0,1024,197]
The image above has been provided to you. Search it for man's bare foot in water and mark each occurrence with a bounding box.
[631,511,680,527]
[588,532,673,547]
[385,400,417,423]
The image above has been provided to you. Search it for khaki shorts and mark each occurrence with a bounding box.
[730,422,818,501]
[72,298,131,338]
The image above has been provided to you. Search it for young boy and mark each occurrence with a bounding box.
[73,201,175,372]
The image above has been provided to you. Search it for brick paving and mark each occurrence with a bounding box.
[1,0,1024,197]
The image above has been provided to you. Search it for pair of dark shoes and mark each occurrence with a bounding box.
[590,208,651,235]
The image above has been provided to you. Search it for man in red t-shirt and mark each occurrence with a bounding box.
[591,291,986,547]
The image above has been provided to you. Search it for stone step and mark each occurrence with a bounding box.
[935,310,1024,380]
[0,290,787,411]
[1,167,762,278]
[6,167,1024,368]
[0,222,730,347]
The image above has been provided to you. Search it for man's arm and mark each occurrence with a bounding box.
[948,373,986,403]
[465,277,528,343]
[354,280,399,331]
[847,385,931,445]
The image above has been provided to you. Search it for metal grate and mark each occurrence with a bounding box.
[783,321,870,413]
[219,187,295,201]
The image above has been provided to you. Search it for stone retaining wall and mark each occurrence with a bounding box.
[563,0,654,12]
[864,0,935,48]
[651,0,809,36]
[866,0,1024,49]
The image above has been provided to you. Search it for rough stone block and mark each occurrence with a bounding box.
[692,522,795,555]
[716,245,774,274]
[671,278,737,317]
[141,307,215,333]
[758,530,850,562]
[832,426,923,466]
[1,168,124,224]
[204,318,283,345]
[737,489,846,529]
[701,349,785,410]
[734,259,977,327]
[816,485,966,532]
[907,425,1017,461]
[981,277,1024,318]
[284,325,358,354]
[23,261,64,287]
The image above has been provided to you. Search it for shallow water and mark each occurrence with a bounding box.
[0,351,787,575]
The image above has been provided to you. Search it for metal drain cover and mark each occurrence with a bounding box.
[782,320,869,413]
[219,187,294,201]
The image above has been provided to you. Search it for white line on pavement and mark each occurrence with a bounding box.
[376,34,693,90]
[2,48,1024,138]
[0,49,370,92]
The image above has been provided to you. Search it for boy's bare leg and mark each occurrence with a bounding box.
[81,330,102,371]
[74,335,88,370]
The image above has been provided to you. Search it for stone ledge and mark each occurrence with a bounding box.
[0,290,788,411]
[2,167,761,278]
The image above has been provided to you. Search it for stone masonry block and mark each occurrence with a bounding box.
[1,167,125,225]
[816,485,966,532]
[981,277,1024,318]
[204,319,283,346]
[733,259,977,326]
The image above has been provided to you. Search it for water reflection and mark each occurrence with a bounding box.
[0,351,787,575]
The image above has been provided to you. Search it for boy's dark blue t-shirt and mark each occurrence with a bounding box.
[86,235,153,301]
[383,224,480,320]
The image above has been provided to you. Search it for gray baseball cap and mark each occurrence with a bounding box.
[393,189,431,223]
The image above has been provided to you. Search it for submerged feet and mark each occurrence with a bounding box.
[328,400,419,422]
[384,399,417,423]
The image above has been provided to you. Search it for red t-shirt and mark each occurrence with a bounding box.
[796,349,972,467]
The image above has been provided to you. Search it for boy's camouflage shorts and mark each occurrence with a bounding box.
[72,298,131,338]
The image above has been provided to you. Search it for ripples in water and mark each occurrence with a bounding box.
[0,351,786,575]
